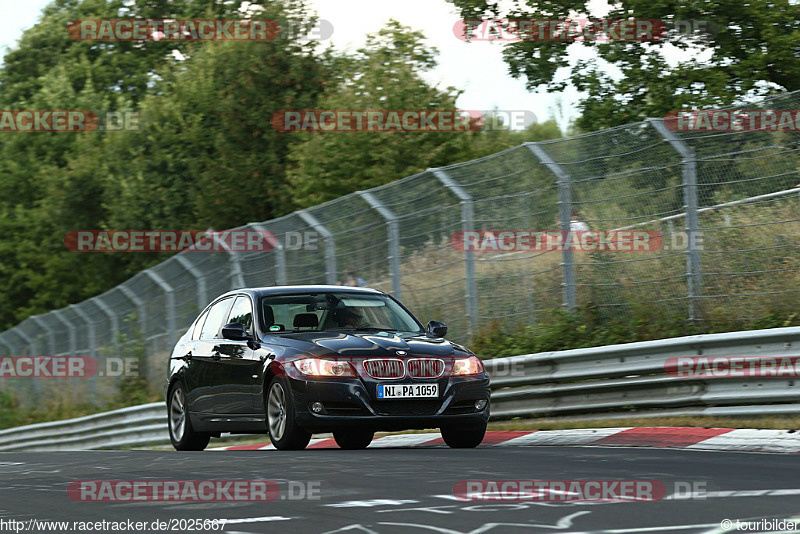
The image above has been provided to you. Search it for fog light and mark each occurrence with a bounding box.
[311,402,324,414]
[474,399,488,411]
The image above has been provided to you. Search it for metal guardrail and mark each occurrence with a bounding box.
[1,326,798,451]
[0,402,168,452]
[486,326,800,421]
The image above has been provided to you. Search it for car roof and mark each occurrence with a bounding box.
[219,285,386,300]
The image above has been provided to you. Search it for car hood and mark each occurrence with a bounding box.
[267,331,468,358]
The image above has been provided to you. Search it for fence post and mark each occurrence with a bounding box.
[175,254,208,311]
[69,305,95,359]
[69,304,97,394]
[119,285,147,338]
[7,327,36,397]
[205,227,246,290]
[7,328,27,352]
[0,333,12,390]
[222,242,246,290]
[251,223,287,285]
[526,142,576,311]
[52,311,77,356]
[30,315,57,356]
[431,168,478,338]
[647,118,702,322]
[275,240,288,285]
[91,296,119,345]
[30,315,53,392]
[28,322,45,395]
[7,329,29,360]
[144,269,176,355]
[357,191,402,298]
[298,210,337,285]
[0,333,12,356]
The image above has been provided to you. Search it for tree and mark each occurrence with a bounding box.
[287,21,563,208]
[0,0,326,328]
[287,21,472,208]
[447,0,800,130]
[100,32,327,232]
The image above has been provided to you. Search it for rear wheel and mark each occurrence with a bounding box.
[441,423,487,449]
[168,385,210,451]
[333,429,374,450]
[266,377,311,450]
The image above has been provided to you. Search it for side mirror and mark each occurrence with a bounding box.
[426,320,448,338]
[222,322,251,341]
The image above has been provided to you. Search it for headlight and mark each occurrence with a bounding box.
[452,356,484,376]
[293,358,356,377]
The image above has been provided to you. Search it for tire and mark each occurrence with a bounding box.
[441,423,487,449]
[333,429,374,450]
[266,376,312,450]
[168,384,211,451]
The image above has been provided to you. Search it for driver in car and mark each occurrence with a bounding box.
[337,307,362,328]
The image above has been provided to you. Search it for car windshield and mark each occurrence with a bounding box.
[258,292,423,334]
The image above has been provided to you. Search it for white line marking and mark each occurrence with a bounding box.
[599,523,722,533]
[369,433,441,448]
[498,428,631,447]
[321,525,380,534]
[327,499,418,508]
[222,516,293,524]
[377,511,591,532]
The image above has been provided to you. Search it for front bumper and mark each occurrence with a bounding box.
[288,374,491,432]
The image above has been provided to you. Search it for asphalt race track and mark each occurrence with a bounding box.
[0,446,798,534]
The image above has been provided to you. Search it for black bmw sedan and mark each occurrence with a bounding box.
[165,286,491,451]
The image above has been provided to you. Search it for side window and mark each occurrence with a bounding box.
[227,296,253,332]
[200,298,232,340]
[192,309,209,340]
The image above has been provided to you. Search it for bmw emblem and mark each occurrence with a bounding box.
[396,350,407,356]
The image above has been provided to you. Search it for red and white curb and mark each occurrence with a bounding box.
[212,427,800,453]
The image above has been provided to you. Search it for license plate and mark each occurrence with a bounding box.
[377,383,438,399]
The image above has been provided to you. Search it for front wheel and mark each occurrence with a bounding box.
[168,384,210,451]
[441,423,487,449]
[266,377,312,450]
[333,429,374,450]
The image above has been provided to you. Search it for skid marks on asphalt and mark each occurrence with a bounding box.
[223,495,605,533]
[216,491,800,534]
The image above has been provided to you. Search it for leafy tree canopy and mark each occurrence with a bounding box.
[447,0,800,129]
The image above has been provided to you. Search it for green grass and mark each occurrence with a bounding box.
[0,385,160,431]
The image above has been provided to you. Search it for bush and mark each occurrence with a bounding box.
[470,302,800,358]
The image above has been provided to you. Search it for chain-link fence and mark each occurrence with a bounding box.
[1,91,799,406]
